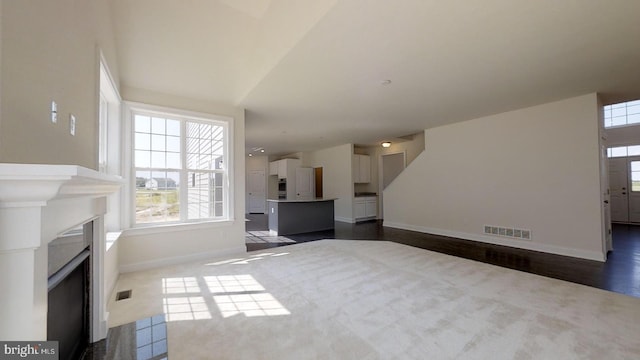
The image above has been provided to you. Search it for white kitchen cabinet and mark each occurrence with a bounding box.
[354,196,377,221]
[269,159,301,179]
[269,161,278,176]
[355,201,366,219]
[365,198,377,217]
[353,154,371,183]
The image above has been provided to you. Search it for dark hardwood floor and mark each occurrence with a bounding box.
[246,214,640,299]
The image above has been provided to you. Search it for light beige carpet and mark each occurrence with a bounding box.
[108,240,640,359]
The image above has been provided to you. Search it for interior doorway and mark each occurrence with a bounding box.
[314,167,323,198]
[379,152,406,219]
[247,170,266,213]
[609,156,640,223]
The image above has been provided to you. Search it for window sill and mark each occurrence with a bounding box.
[124,218,235,237]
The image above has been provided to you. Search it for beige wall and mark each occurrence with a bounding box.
[385,94,606,261]
[0,0,120,168]
[118,87,247,271]
[305,143,354,222]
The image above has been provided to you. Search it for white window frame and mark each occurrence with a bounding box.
[123,102,235,230]
[604,99,640,129]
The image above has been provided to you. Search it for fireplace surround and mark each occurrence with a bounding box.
[0,164,122,343]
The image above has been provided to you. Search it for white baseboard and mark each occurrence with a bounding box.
[335,216,355,224]
[384,221,606,262]
[119,245,247,273]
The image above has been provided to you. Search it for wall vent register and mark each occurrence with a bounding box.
[484,225,531,240]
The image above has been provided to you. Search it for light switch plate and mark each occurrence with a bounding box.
[69,114,76,136]
[51,101,57,123]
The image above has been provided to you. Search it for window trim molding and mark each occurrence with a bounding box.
[122,101,235,230]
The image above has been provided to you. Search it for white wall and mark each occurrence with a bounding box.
[0,0,120,168]
[305,143,354,222]
[385,94,606,261]
[118,87,246,272]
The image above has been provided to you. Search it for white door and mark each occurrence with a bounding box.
[295,167,314,200]
[247,170,266,213]
[628,159,640,222]
[609,157,629,222]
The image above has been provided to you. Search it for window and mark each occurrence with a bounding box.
[98,93,108,173]
[607,145,640,158]
[632,161,640,192]
[604,100,640,128]
[131,107,230,225]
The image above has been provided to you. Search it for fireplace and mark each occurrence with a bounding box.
[0,164,123,344]
[47,223,93,360]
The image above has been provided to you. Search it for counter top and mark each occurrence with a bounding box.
[355,193,378,197]
[267,198,337,203]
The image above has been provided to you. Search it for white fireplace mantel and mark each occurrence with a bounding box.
[0,163,123,207]
[0,164,123,341]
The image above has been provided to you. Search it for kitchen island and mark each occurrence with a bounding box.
[267,198,337,236]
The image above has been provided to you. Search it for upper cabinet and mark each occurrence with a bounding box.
[269,159,300,179]
[353,154,371,183]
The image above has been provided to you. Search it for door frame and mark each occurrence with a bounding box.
[247,169,266,214]
[378,151,406,220]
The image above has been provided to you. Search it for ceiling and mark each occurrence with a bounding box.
[113,0,640,156]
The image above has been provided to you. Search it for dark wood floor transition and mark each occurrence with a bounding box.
[246,214,640,299]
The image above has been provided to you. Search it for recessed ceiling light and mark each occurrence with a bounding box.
[382,142,391,148]
[381,80,392,85]
[248,154,253,156]
[260,149,265,153]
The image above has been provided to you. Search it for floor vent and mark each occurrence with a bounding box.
[116,290,132,301]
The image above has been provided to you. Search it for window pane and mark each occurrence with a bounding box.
[151,151,166,168]
[167,152,180,169]
[136,171,151,188]
[627,113,640,125]
[610,147,627,158]
[612,107,627,117]
[186,153,198,169]
[214,155,224,170]
[135,171,180,224]
[135,150,151,168]
[611,116,627,127]
[151,134,166,151]
[135,115,150,133]
[167,136,180,152]
[151,117,166,134]
[631,162,640,172]
[628,146,640,156]
[167,119,180,136]
[199,154,212,170]
[187,172,219,220]
[135,133,151,150]
[628,104,640,115]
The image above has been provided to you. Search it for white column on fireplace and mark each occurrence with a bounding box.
[0,164,122,341]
